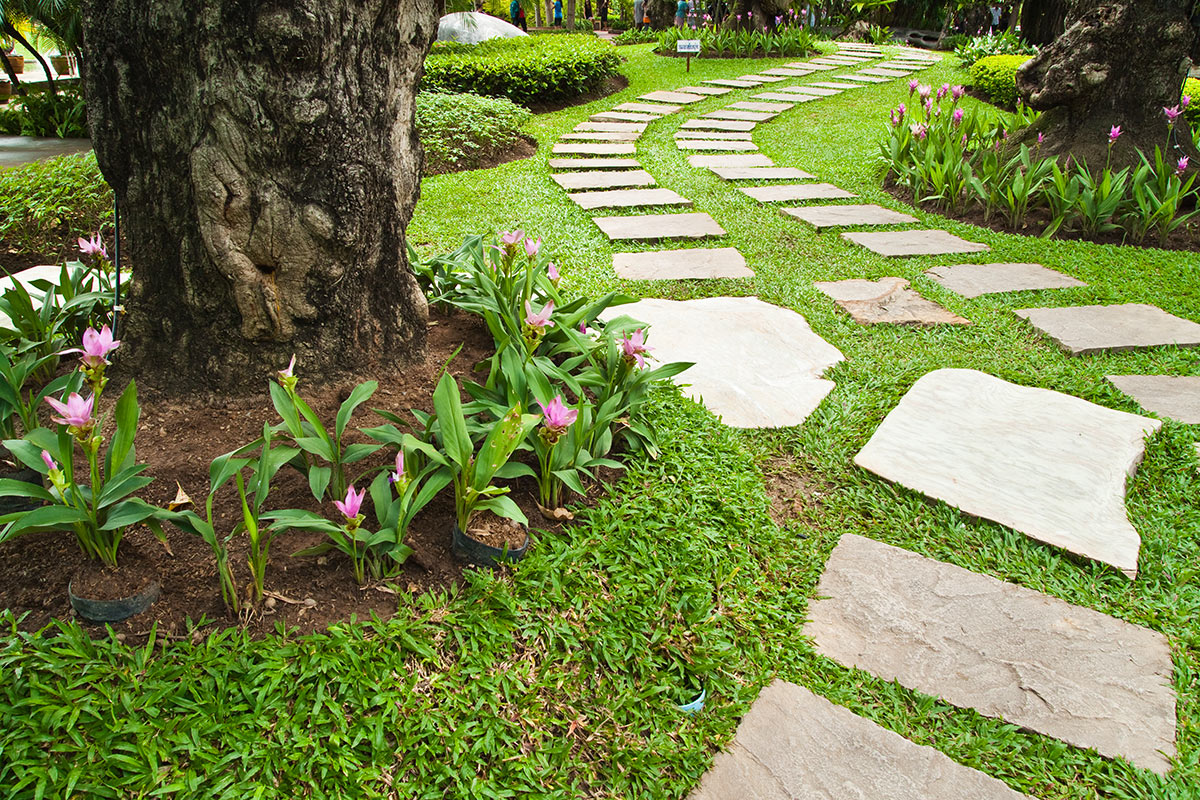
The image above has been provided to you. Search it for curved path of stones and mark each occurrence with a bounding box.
[550,41,1192,798]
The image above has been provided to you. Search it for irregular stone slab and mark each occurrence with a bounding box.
[613,247,753,280]
[704,78,761,87]
[878,61,928,70]
[559,131,641,142]
[689,679,1035,800]
[703,109,777,122]
[729,101,794,112]
[812,57,868,65]
[926,262,1086,298]
[814,277,970,326]
[552,142,636,155]
[740,183,856,202]
[606,297,844,428]
[786,62,837,70]
[806,534,1176,774]
[575,121,646,133]
[711,166,815,180]
[590,111,660,123]
[614,102,680,114]
[738,73,787,82]
[782,203,917,229]
[676,139,759,151]
[687,153,774,168]
[674,130,754,140]
[760,67,815,77]
[754,92,819,103]
[570,188,691,210]
[676,85,733,95]
[1106,375,1200,423]
[592,212,725,242]
[1014,304,1200,356]
[552,170,655,191]
[860,67,914,77]
[792,85,841,96]
[842,229,989,256]
[854,368,1162,577]
[548,157,641,170]
[680,118,757,131]
[808,81,863,89]
[640,90,706,104]
[839,73,890,83]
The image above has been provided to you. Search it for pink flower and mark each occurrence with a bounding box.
[500,229,524,247]
[78,233,106,259]
[63,325,120,368]
[1037,132,1045,145]
[389,451,405,486]
[45,392,94,428]
[907,78,919,95]
[334,485,365,520]
[548,262,560,283]
[537,396,578,435]
[524,300,554,330]
[911,122,928,140]
[41,450,56,472]
[1183,95,1192,109]
[578,321,588,335]
[917,84,931,100]
[952,107,964,126]
[1164,105,1182,126]
[937,83,949,100]
[961,133,968,147]
[524,236,541,258]
[1108,125,1122,144]
[620,329,652,368]
[951,85,965,101]
[1177,156,1189,176]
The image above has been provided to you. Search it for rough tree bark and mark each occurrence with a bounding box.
[1015,0,1196,168]
[1019,0,1072,45]
[80,0,437,394]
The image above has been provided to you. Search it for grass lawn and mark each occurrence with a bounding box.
[3,43,1198,800]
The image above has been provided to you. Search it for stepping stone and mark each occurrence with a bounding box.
[711,166,814,180]
[812,58,867,65]
[782,203,917,229]
[689,679,1036,800]
[808,81,863,90]
[680,118,756,132]
[704,78,761,88]
[860,67,914,77]
[605,297,844,428]
[926,263,1086,298]
[676,139,759,151]
[575,121,646,133]
[842,229,989,257]
[728,101,794,112]
[760,67,815,77]
[793,85,841,96]
[592,212,725,242]
[788,62,838,71]
[1013,304,1200,356]
[754,92,819,103]
[839,73,890,83]
[559,131,641,142]
[687,153,774,168]
[615,102,680,114]
[738,74,787,82]
[570,188,692,211]
[805,534,1176,775]
[878,61,927,70]
[548,157,641,170]
[674,130,754,141]
[553,142,636,155]
[640,90,706,104]
[740,183,856,202]
[551,170,655,191]
[676,85,732,95]
[590,111,660,123]
[613,247,753,280]
[814,277,970,326]
[703,109,777,122]
[854,368,1162,577]
[1106,375,1200,423]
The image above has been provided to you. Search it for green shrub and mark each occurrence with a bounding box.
[0,88,88,138]
[614,28,656,45]
[654,25,819,59]
[422,35,620,106]
[1183,77,1200,127]
[969,54,1032,109]
[0,152,113,256]
[953,31,1037,66]
[417,91,531,174]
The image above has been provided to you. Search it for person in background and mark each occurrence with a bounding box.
[584,0,592,25]
[633,0,644,30]
[598,0,608,29]
[554,0,563,26]
[510,0,524,30]
[989,3,1001,33]
[675,0,687,27]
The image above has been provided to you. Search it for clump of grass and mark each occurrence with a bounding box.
[0,152,112,257]
[417,91,532,175]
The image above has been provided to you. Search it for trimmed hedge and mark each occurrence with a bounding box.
[417,91,530,174]
[423,35,620,106]
[1184,77,1200,126]
[969,54,1032,109]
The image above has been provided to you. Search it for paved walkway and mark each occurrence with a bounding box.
[0,135,92,167]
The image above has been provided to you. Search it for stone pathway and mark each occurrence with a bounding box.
[569,188,691,210]
[814,277,970,325]
[0,135,92,167]
[551,170,655,191]
[612,248,753,280]
[676,139,759,152]
[1014,304,1200,356]
[740,183,856,202]
[592,213,725,242]
[842,229,990,256]
[926,262,1086,297]
[1106,375,1200,423]
[712,166,813,180]
[783,203,916,228]
[548,157,640,170]
[687,153,774,168]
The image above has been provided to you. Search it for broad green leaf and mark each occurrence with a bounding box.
[334,381,378,441]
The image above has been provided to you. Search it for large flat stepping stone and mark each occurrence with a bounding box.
[814,277,969,326]
[703,109,777,122]
[548,157,641,170]
[613,247,753,280]
[704,78,761,88]
[592,212,725,242]
[676,85,733,95]
[738,73,787,82]
[792,85,841,96]
[606,297,844,428]
[676,139,759,151]
[808,80,863,90]
[786,62,837,71]
[877,61,926,70]
[1106,375,1200,423]
[615,102,680,114]
[674,130,754,141]
[740,183,855,202]
[552,142,636,155]
[843,229,989,256]
[782,203,917,229]
[575,121,647,133]
[570,188,691,211]
[640,90,706,104]
[680,118,756,131]
[687,153,774,168]
[559,131,641,142]
[711,166,814,180]
[927,262,1086,297]
[728,101,794,112]
[754,92,819,103]
[760,67,815,77]
[689,679,1035,800]
[861,67,914,77]
[839,73,890,83]
[805,534,1176,775]
[854,368,1162,577]
[1014,304,1200,356]
[590,111,660,123]
[552,170,655,191]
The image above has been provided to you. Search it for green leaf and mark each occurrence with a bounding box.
[552,468,587,498]
[342,442,383,465]
[432,372,472,470]
[2,503,87,537]
[474,494,528,526]
[307,465,332,502]
[294,436,335,462]
[0,477,54,502]
[334,381,378,441]
[99,498,161,530]
[104,379,139,478]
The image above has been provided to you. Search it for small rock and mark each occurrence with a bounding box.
[317,557,328,566]
[303,597,316,608]
[264,597,277,609]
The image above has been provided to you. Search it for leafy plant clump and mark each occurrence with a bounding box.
[968,53,1033,109]
[1184,77,1200,127]
[614,28,656,45]
[654,24,818,59]
[422,35,621,106]
[0,87,88,138]
[416,91,531,174]
[952,30,1038,67]
[0,152,113,256]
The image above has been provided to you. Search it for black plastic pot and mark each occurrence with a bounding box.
[451,521,529,568]
[0,445,44,516]
[68,579,160,623]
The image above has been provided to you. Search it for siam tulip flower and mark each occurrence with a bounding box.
[961,133,968,147]
[279,354,295,379]
[389,451,406,487]
[910,122,929,140]
[1183,95,1191,109]
[41,450,56,472]
[951,85,965,101]
[1108,125,1122,144]
[937,83,949,100]
[578,321,588,335]
[952,107,964,126]
[537,395,579,438]
[63,325,120,368]
[1164,105,1182,126]
[1037,132,1045,145]
[907,78,919,95]
[524,236,542,258]
[500,229,524,247]
[1177,156,1190,176]
[78,233,107,259]
[45,392,94,429]
[917,84,931,101]
[524,300,554,330]
[620,329,652,368]
[334,485,365,521]
[547,261,560,284]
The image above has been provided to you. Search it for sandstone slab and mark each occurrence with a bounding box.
[575,121,647,133]
[552,170,655,191]
[814,277,969,325]
[860,67,913,77]
[605,296,844,428]
[552,142,636,155]
[615,102,680,114]
[674,130,754,140]
[687,153,774,168]
[740,183,856,202]
[812,57,868,66]
[548,157,641,170]
[676,139,759,151]
[570,188,691,210]
[711,166,814,180]
[705,78,761,87]
[782,203,917,229]
[839,73,890,83]
[689,679,1035,800]
[786,62,837,70]
[926,262,1086,297]
[754,92,819,102]
[640,90,707,104]
[842,229,989,256]
[806,534,1176,774]
[680,118,757,131]
[613,247,753,280]
[677,85,733,95]
[590,111,660,123]
[738,73,787,82]
[1014,304,1200,356]
[1106,375,1200,423]
[792,85,841,96]
[760,67,815,77]
[729,100,794,112]
[703,109,777,121]
[559,130,641,142]
[808,81,862,89]
[592,212,725,242]
[854,368,1162,577]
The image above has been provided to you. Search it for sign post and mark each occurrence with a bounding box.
[676,39,700,72]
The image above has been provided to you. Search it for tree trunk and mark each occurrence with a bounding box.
[1019,0,1072,45]
[567,0,576,28]
[1016,0,1197,168]
[80,0,436,394]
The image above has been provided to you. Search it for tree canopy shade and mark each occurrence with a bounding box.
[81,0,438,392]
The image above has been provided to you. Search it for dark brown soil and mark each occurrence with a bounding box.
[423,134,538,177]
[526,74,628,114]
[760,454,832,529]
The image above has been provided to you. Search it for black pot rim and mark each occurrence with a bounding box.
[68,578,161,623]
[451,520,530,567]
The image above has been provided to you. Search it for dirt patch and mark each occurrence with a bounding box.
[526,74,628,114]
[760,454,833,528]
[424,134,538,177]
